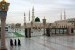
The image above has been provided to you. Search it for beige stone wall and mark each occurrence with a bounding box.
[52,20,72,28]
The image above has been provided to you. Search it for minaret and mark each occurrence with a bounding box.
[32,6,35,24]
[24,12,26,27]
[64,10,66,20]
[60,11,62,20]
[43,16,46,35]
[43,16,46,26]
[29,10,30,21]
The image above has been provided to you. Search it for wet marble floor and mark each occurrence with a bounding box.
[3,36,75,50]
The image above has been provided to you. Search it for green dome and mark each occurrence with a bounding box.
[35,17,40,22]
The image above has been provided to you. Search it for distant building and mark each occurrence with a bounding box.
[51,20,72,28]
[0,23,21,32]
[15,23,21,32]
[67,18,75,28]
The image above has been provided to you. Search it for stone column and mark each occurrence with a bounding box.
[63,28,64,34]
[29,28,31,38]
[67,27,71,35]
[25,28,28,38]
[46,28,50,36]
[59,28,60,34]
[0,0,10,50]
[25,28,31,38]
[0,17,7,50]
[55,28,56,35]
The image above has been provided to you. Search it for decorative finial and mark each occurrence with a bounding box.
[64,9,66,20]
[24,12,25,16]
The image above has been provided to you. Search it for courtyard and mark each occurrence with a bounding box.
[3,35,75,50]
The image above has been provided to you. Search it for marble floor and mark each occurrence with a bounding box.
[4,36,75,50]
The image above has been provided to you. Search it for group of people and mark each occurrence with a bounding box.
[10,39,21,46]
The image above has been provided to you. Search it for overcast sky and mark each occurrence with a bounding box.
[0,0,75,24]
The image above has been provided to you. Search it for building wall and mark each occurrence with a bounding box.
[50,20,72,28]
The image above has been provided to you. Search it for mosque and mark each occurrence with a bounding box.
[24,7,75,35]
[24,6,49,29]
[0,6,75,37]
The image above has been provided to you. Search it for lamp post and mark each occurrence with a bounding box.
[0,0,10,50]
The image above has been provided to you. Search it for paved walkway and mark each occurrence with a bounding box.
[4,36,75,50]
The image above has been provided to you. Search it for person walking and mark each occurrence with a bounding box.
[10,39,13,46]
[18,39,21,46]
[14,39,17,46]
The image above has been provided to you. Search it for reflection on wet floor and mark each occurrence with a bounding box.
[4,36,75,50]
[9,46,21,50]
